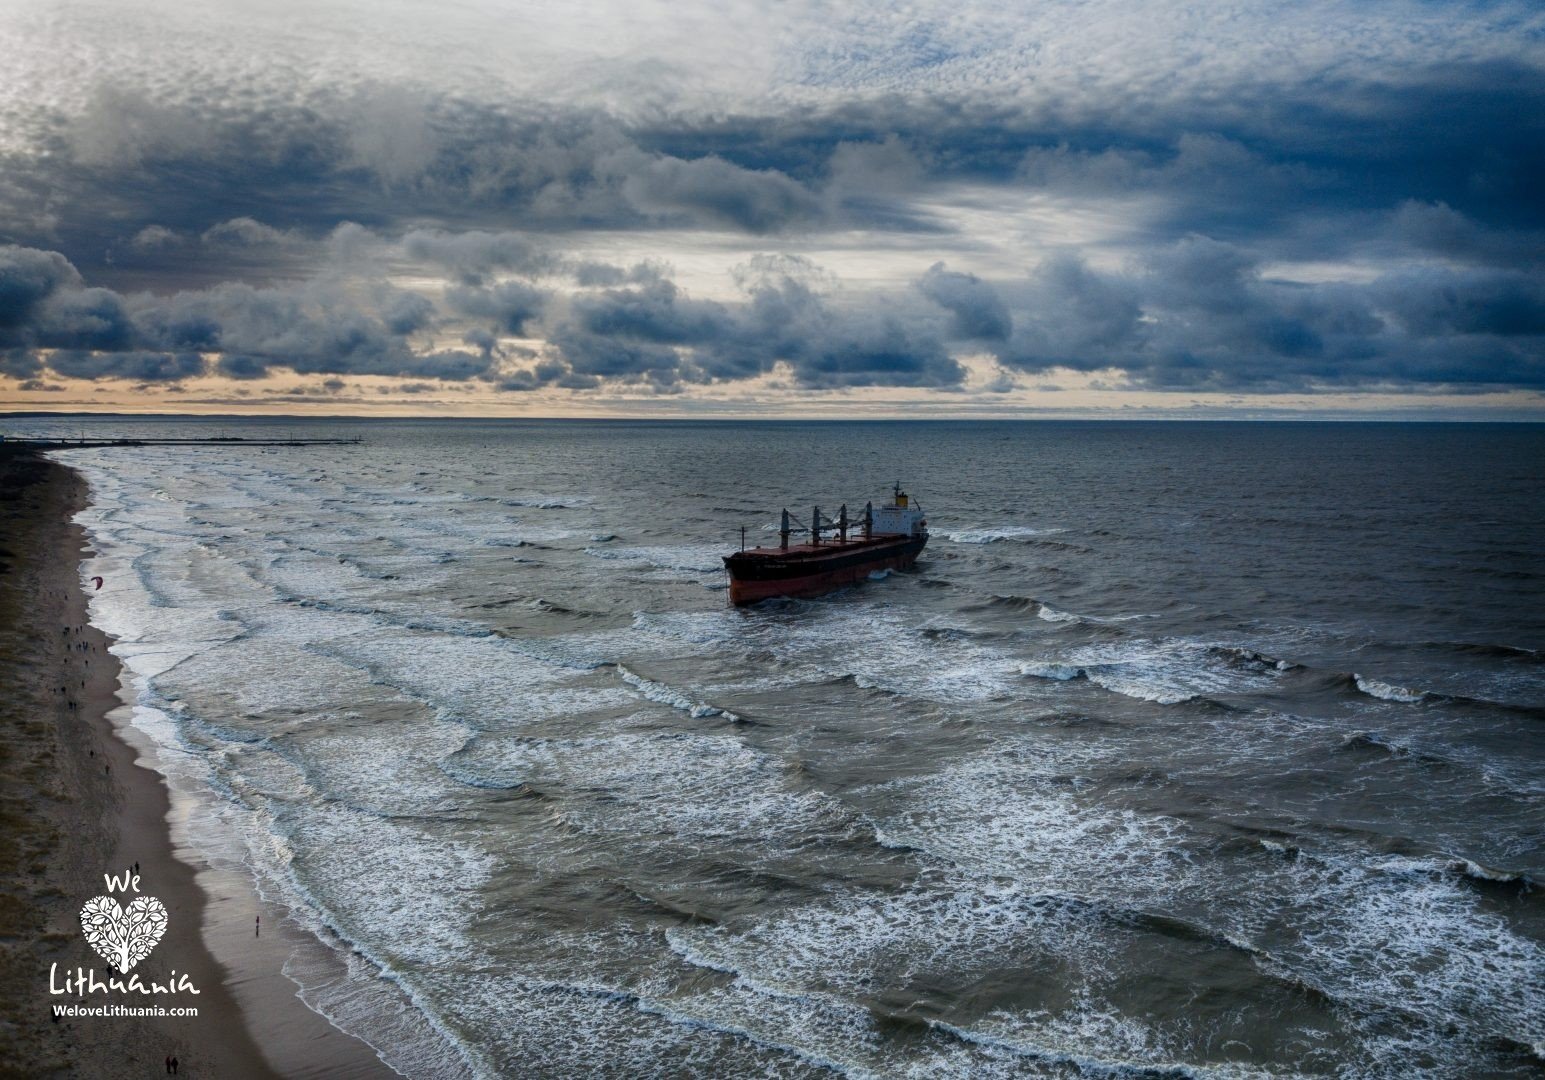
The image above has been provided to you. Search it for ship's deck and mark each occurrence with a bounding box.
[732,533,910,559]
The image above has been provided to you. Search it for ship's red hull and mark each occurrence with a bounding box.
[723,534,926,605]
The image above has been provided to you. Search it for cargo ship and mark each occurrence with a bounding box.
[723,483,928,605]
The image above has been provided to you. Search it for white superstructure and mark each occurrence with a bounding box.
[871,484,927,536]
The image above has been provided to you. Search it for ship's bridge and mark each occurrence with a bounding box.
[871,487,927,537]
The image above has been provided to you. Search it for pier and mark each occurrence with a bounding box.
[4,436,363,450]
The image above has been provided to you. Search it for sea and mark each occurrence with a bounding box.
[19,416,1545,1078]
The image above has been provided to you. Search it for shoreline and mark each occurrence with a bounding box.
[0,448,391,1078]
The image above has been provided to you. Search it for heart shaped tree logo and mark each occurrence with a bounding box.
[80,895,169,972]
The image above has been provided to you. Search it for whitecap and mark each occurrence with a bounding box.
[1353,674,1426,702]
[616,664,741,722]
[945,525,1065,544]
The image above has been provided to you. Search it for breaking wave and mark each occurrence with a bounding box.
[944,525,1066,544]
[1353,673,1427,702]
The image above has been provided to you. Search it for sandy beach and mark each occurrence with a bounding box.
[0,447,389,1078]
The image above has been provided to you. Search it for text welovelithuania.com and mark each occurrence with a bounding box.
[52,1003,199,1018]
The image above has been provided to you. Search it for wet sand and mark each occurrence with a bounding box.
[0,448,392,1078]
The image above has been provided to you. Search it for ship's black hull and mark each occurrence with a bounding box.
[722,533,927,604]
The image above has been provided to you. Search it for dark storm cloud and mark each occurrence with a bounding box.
[1373,268,1545,340]
[214,354,269,380]
[1000,63,1545,244]
[396,349,498,381]
[778,316,963,389]
[461,327,499,355]
[2,31,1543,399]
[917,263,1012,341]
[35,288,137,351]
[3,62,1538,302]
[6,59,1542,270]
[614,151,821,233]
[125,278,496,381]
[47,350,204,381]
[1,350,44,379]
[731,258,964,388]
[571,280,733,344]
[379,290,435,335]
[995,254,1145,373]
[400,230,556,285]
[4,223,1541,396]
[0,248,82,338]
[444,281,548,335]
[496,360,581,392]
[0,239,965,393]
[3,97,837,291]
[1387,201,1545,272]
[0,244,499,384]
[990,241,1545,391]
[572,261,668,287]
[538,258,964,390]
[548,328,682,380]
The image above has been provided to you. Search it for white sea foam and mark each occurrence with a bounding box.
[582,545,726,574]
[634,606,1026,702]
[669,877,1119,1001]
[1018,661,1081,681]
[863,745,1199,903]
[1019,639,1285,704]
[413,967,809,1078]
[1450,857,1525,883]
[320,629,635,731]
[932,1005,1214,1080]
[453,731,852,854]
[944,526,1065,544]
[277,802,496,970]
[284,715,473,817]
[1353,673,1427,702]
[56,436,1542,1079]
[1239,847,1545,1053]
[400,513,575,549]
[67,455,482,1076]
[660,877,1214,1075]
[174,633,386,721]
[616,664,741,721]
[500,494,588,508]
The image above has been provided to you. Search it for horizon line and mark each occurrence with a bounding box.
[5,410,1545,425]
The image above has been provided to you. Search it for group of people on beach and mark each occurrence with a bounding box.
[55,624,99,765]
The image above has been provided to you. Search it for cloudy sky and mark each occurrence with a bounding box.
[1,0,1542,417]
